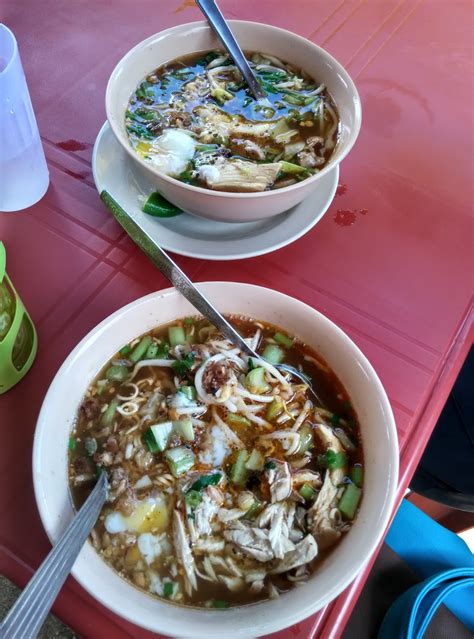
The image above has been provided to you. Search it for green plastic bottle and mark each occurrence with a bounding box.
[0,242,38,393]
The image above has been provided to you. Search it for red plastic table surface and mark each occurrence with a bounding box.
[1,1,473,637]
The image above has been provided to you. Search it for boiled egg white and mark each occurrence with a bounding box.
[150,129,195,177]
[104,496,168,535]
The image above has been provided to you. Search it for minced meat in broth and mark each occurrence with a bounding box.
[69,317,362,609]
[125,51,339,192]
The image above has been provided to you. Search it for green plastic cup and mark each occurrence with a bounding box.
[0,241,38,393]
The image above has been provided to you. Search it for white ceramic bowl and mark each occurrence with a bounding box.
[33,283,398,638]
[106,21,362,223]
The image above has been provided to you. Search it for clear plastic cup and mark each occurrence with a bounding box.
[0,23,49,212]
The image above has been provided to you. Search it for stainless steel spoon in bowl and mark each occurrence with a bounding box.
[195,0,267,101]
[0,472,108,639]
[101,191,324,406]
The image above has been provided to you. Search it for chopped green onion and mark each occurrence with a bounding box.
[68,437,76,451]
[339,483,361,519]
[105,364,130,382]
[245,449,265,471]
[299,482,317,501]
[351,464,364,487]
[296,423,313,455]
[212,599,230,609]
[165,447,195,477]
[262,343,285,365]
[101,398,119,426]
[325,449,348,469]
[226,413,251,428]
[264,461,277,470]
[173,418,194,442]
[273,332,294,348]
[247,358,255,371]
[185,490,202,509]
[145,343,159,359]
[163,581,175,598]
[230,450,249,486]
[188,472,222,492]
[244,500,263,520]
[183,317,195,326]
[143,192,182,217]
[168,326,186,346]
[245,367,270,394]
[266,396,284,421]
[331,413,341,427]
[119,344,131,356]
[130,335,152,363]
[155,341,170,358]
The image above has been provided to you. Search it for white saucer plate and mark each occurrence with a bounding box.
[92,122,338,261]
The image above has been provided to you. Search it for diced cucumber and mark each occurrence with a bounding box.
[273,332,294,348]
[179,386,196,401]
[168,326,186,346]
[339,483,361,519]
[147,421,174,452]
[262,344,285,365]
[245,449,264,471]
[130,335,152,363]
[266,396,284,421]
[226,413,251,428]
[245,367,270,394]
[165,447,195,477]
[230,450,249,486]
[174,418,194,442]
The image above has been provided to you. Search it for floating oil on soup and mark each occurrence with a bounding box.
[69,317,362,608]
[125,51,340,192]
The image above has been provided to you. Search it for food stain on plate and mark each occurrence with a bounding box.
[336,183,348,197]
[334,208,368,227]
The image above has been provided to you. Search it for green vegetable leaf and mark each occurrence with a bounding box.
[212,599,230,609]
[68,437,76,451]
[163,582,174,598]
[247,358,255,371]
[264,461,276,470]
[188,473,222,492]
[171,352,195,376]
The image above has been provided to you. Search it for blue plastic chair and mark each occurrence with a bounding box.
[378,499,474,638]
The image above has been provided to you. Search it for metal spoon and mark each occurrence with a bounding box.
[0,472,108,639]
[195,0,267,101]
[101,191,323,405]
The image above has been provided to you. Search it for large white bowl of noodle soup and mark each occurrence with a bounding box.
[33,283,398,637]
[105,21,361,222]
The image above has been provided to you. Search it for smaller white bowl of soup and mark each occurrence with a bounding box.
[105,21,361,222]
[33,283,398,638]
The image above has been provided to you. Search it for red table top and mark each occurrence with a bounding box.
[1,1,473,637]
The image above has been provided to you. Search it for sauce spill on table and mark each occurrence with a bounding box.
[336,183,348,196]
[56,139,92,152]
[334,208,368,227]
[174,0,196,13]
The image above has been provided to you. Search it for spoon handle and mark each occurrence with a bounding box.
[195,0,266,100]
[0,472,108,639]
[100,191,258,359]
